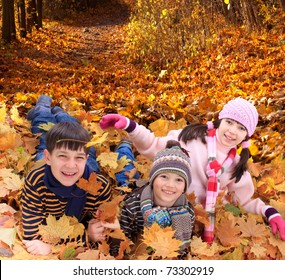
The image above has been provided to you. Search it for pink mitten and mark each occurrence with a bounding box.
[99,114,129,130]
[265,207,285,241]
[269,216,285,241]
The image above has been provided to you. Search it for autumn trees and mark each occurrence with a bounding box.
[1,0,43,43]
[124,0,285,71]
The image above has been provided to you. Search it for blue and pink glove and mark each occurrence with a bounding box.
[265,207,285,241]
[99,114,137,133]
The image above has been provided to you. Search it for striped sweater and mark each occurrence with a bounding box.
[21,164,111,240]
[110,184,195,255]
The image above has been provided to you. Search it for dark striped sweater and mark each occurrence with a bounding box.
[21,164,111,240]
[110,184,195,255]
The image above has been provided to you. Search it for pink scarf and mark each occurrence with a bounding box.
[203,127,236,243]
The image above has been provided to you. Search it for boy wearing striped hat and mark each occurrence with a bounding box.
[111,140,195,255]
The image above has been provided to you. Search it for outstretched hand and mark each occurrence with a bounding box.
[270,215,285,241]
[99,114,129,130]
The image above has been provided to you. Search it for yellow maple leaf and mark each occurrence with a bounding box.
[250,242,267,259]
[142,223,181,259]
[97,152,118,169]
[38,122,55,132]
[238,216,268,239]
[87,132,109,147]
[77,173,102,196]
[116,155,132,173]
[190,236,221,257]
[115,185,133,194]
[223,246,244,260]
[38,215,76,244]
[10,105,24,125]
[149,119,170,137]
[248,140,259,156]
[0,104,7,123]
[68,216,85,240]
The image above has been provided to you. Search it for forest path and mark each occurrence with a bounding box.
[0,2,133,110]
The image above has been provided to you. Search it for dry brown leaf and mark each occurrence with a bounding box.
[115,239,133,260]
[0,168,23,192]
[77,249,100,260]
[216,217,242,247]
[193,203,210,227]
[0,124,16,151]
[109,229,127,240]
[250,242,267,259]
[77,172,102,196]
[98,240,110,256]
[97,195,125,223]
[238,216,268,239]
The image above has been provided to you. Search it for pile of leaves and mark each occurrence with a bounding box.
[0,3,285,260]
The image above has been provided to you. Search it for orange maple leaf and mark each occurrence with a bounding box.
[77,173,102,196]
[97,195,125,223]
[193,203,210,227]
[216,217,242,247]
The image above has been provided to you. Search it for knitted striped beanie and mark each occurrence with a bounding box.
[149,141,191,191]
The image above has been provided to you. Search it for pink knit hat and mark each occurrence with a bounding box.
[218,98,258,136]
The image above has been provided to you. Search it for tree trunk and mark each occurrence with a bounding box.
[1,0,16,43]
[279,0,285,11]
[27,0,38,33]
[9,0,16,40]
[18,0,27,38]
[37,0,43,28]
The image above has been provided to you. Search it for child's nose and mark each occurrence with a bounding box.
[228,124,238,134]
[65,158,77,168]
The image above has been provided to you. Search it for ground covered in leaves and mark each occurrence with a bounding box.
[0,2,285,260]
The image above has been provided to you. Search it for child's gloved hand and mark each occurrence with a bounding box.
[99,114,129,130]
[269,215,285,241]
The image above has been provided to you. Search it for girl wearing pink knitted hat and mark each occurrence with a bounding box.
[99,97,285,244]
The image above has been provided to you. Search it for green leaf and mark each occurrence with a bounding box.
[225,203,241,216]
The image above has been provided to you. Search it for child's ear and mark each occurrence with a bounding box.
[44,149,51,165]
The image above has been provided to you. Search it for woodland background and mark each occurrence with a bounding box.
[0,0,285,260]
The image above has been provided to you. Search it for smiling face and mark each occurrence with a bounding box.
[44,147,88,187]
[152,172,185,208]
[217,118,248,147]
